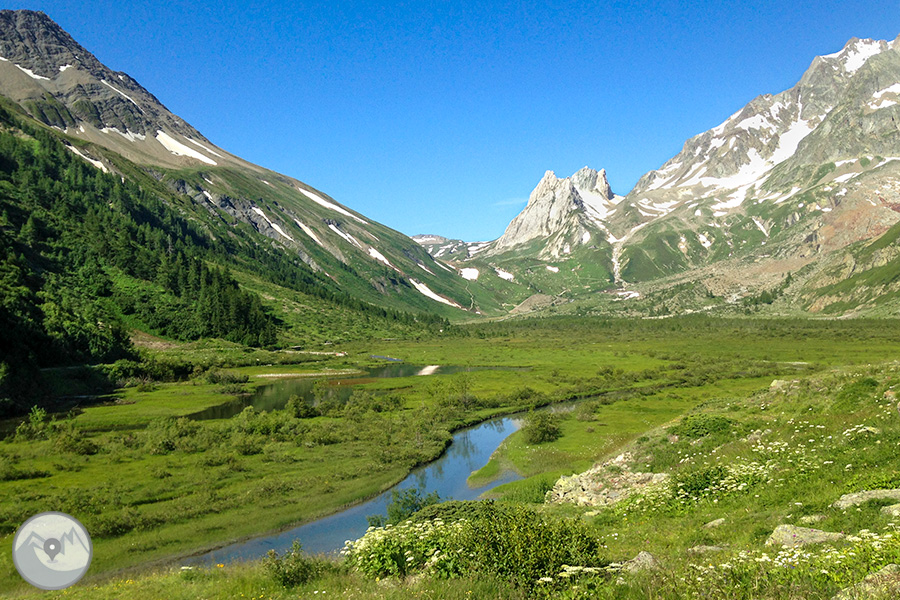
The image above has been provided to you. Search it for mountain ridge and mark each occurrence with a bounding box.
[416,33,900,316]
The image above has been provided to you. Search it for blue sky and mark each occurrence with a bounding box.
[8,1,900,240]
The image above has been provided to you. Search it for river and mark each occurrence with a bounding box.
[189,365,530,562]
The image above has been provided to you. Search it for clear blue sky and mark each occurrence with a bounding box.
[8,1,900,241]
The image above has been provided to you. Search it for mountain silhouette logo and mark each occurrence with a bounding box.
[12,512,92,590]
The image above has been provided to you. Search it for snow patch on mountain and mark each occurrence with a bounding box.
[185,138,223,158]
[101,127,145,142]
[250,207,293,240]
[410,279,463,308]
[841,40,885,73]
[66,145,107,172]
[298,187,367,225]
[101,80,143,112]
[15,63,49,80]
[328,223,362,248]
[294,220,322,246]
[367,247,395,269]
[156,130,216,165]
[495,268,514,281]
[546,265,559,273]
[460,268,479,280]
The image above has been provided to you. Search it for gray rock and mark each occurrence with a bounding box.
[703,518,726,529]
[765,524,845,547]
[881,504,900,518]
[798,514,828,525]
[833,564,900,600]
[834,489,900,510]
[622,551,660,573]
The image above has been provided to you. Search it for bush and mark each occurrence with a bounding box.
[669,414,732,439]
[286,394,319,418]
[53,423,98,455]
[367,488,441,527]
[347,502,606,588]
[264,540,324,587]
[206,370,250,385]
[521,410,562,444]
[671,465,730,499]
[14,405,50,440]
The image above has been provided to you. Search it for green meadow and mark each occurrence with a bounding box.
[3,317,900,598]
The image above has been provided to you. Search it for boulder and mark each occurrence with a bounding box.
[703,518,726,529]
[765,524,845,547]
[798,514,828,525]
[834,489,900,510]
[622,551,660,573]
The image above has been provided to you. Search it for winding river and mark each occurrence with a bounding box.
[189,366,529,562]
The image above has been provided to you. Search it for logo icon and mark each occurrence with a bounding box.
[12,512,92,590]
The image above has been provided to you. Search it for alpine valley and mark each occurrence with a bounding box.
[9,9,900,600]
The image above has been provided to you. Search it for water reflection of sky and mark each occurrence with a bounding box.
[192,414,523,563]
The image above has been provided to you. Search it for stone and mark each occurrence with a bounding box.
[833,564,900,600]
[833,489,900,510]
[703,518,726,529]
[798,514,828,525]
[622,551,660,573]
[765,524,845,547]
[545,452,669,508]
[881,503,900,518]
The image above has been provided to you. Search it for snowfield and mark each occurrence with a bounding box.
[298,187,368,224]
[293,219,323,247]
[156,130,216,165]
[410,279,463,308]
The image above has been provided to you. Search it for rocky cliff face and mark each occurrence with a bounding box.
[487,167,621,258]
[0,10,225,169]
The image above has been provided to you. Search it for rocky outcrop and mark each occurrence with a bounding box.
[765,524,845,547]
[833,489,900,510]
[486,167,619,258]
[545,452,669,507]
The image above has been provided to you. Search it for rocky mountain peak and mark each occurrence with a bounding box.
[486,167,617,256]
[0,9,222,169]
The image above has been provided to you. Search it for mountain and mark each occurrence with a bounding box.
[0,10,491,322]
[488,167,619,259]
[420,35,900,316]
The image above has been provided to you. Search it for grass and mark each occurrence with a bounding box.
[5,317,900,597]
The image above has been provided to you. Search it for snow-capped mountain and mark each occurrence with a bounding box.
[0,10,489,316]
[487,167,622,259]
[417,35,900,315]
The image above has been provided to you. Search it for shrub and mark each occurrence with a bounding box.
[669,414,732,439]
[521,410,562,444]
[348,502,606,588]
[206,370,250,385]
[53,423,98,455]
[264,540,325,587]
[287,394,319,418]
[671,465,730,499]
[367,488,441,527]
[15,405,50,440]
